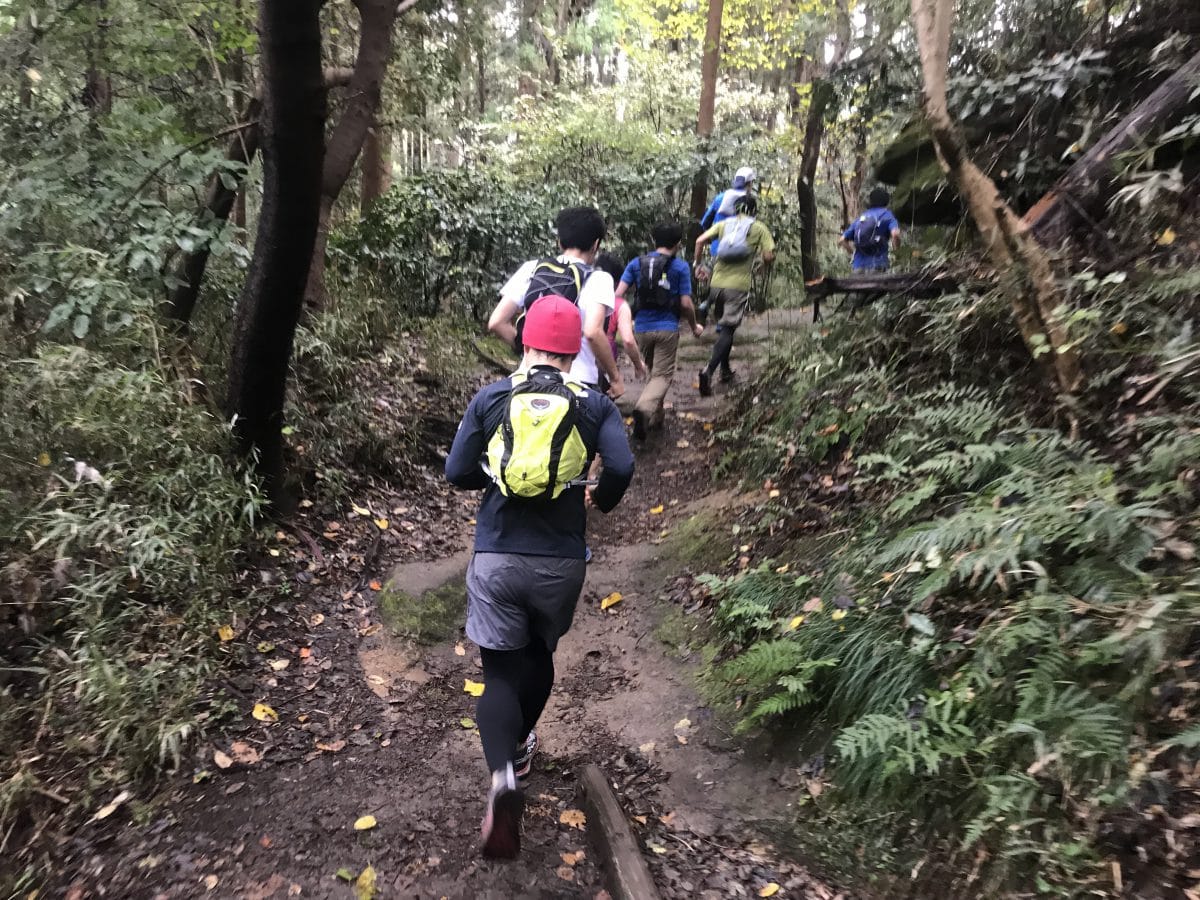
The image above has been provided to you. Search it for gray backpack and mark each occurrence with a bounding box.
[716,216,755,261]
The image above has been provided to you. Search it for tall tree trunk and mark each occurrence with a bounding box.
[304,0,411,310]
[227,0,326,500]
[911,0,1082,396]
[360,114,391,214]
[797,78,834,282]
[690,0,725,223]
[166,97,262,328]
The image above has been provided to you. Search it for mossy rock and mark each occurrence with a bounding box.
[663,507,731,572]
[377,573,468,644]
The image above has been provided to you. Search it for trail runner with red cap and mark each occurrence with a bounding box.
[445,295,635,859]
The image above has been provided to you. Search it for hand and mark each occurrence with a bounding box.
[692,323,704,339]
[585,487,595,508]
[634,361,648,381]
[607,376,625,401]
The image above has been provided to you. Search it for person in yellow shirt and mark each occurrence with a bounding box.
[692,195,775,396]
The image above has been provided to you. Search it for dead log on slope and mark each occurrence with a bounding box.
[1025,49,1200,247]
[806,269,960,321]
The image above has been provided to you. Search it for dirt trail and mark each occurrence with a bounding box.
[54,308,840,899]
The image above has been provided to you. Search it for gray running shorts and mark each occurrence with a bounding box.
[465,552,587,652]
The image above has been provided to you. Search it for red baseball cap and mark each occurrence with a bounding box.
[522,295,582,356]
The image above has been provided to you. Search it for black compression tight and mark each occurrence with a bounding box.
[477,639,555,773]
[705,324,737,376]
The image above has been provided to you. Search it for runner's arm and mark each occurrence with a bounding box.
[487,298,520,346]
[590,400,635,513]
[444,392,491,490]
[584,302,624,398]
[679,295,702,336]
[694,228,718,264]
[617,303,647,379]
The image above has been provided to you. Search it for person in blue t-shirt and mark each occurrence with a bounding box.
[614,221,704,441]
[699,165,756,258]
[842,187,901,272]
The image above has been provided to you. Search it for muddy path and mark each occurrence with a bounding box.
[53,308,843,900]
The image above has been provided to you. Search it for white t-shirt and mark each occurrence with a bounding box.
[499,253,615,386]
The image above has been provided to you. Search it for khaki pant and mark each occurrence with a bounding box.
[634,330,679,427]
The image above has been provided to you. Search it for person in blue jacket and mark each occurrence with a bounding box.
[699,165,756,257]
[842,187,901,272]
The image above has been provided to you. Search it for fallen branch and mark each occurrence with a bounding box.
[806,269,960,321]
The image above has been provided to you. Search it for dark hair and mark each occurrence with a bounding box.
[522,347,576,365]
[650,221,684,249]
[593,251,625,283]
[555,206,607,252]
[734,194,757,216]
[868,187,891,208]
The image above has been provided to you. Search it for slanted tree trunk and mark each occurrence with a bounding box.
[912,0,1082,396]
[305,0,415,310]
[1025,48,1200,246]
[227,0,326,500]
[689,0,725,223]
[166,97,261,328]
[360,115,392,214]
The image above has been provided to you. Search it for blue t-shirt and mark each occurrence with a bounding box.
[701,190,741,255]
[843,207,899,271]
[619,253,693,333]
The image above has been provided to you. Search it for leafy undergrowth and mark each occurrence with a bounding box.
[694,261,1200,896]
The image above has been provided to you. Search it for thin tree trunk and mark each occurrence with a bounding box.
[360,114,391,214]
[227,0,326,500]
[690,0,725,223]
[305,0,411,310]
[911,0,1082,396]
[797,78,834,282]
[166,97,262,328]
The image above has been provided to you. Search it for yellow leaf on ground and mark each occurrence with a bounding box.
[786,615,805,631]
[268,548,280,557]
[460,717,476,729]
[217,625,234,642]
[213,749,233,769]
[351,504,371,516]
[374,518,389,530]
[353,814,377,831]
[759,884,781,897]
[37,451,51,466]
[600,592,623,610]
[252,703,278,723]
[354,864,376,900]
[702,422,714,431]
[1110,321,1128,335]
[464,679,485,697]
[1158,227,1177,246]
[831,609,848,621]
[649,505,665,515]
[775,563,789,574]
[454,642,466,656]
[256,641,275,653]
[768,489,781,499]
[559,809,587,830]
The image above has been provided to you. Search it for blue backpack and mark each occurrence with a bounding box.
[852,212,888,255]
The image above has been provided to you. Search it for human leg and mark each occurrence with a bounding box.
[705,324,737,377]
[635,330,678,427]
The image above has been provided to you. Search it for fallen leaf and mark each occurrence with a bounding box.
[831,609,848,621]
[464,679,485,697]
[647,842,667,854]
[1158,226,1177,246]
[217,625,234,642]
[559,809,587,830]
[674,718,691,745]
[268,548,280,557]
[369,580,382,591]
[351,504,371,516]
[309,613,325,627]
[353,814,377,831]
[803,597,824,613]
[638,741,656,754]
[37,451,51,466]
[786,615,805,631]
[675,439,690,448]
[288,885,301,897]
[775,563,789,574]
[270,659,290,671]
[649,504,665,515]
[230,741,261,765]
[556,866,575,882]
[203,875,219,891]
[256,641,275,653]
[768,489,781,499]
[702,422,714,431]
[316,739,346,752]
[454,642,466,656]
[92,790,131,822]
[259,834,273,848]
[1110,321,1128,335]
[252,703,279,723]
[632,815,648,825]
[193,770,210,783]
[213,749,233,769]
[298,647,312,659]
[460,717,476,729]
[600,592,623,610]
[659,811,676,826]
[336,868,355,882]
[561,850,586,866]
[759,884,781,897]
[354,864,376,900]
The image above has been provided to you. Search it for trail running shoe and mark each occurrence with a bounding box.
[720,368,736,385]
[698,369,713,397]
[631,410,648,442]
[513,730,539,780]
[481,762,525,860]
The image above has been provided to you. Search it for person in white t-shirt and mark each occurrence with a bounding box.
[487,207,625,400]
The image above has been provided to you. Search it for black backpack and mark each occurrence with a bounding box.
[852,212,888,254]
[632,253,678,316]
[513,258,591,350]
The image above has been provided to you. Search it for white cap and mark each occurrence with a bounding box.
[735,165,757,184]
